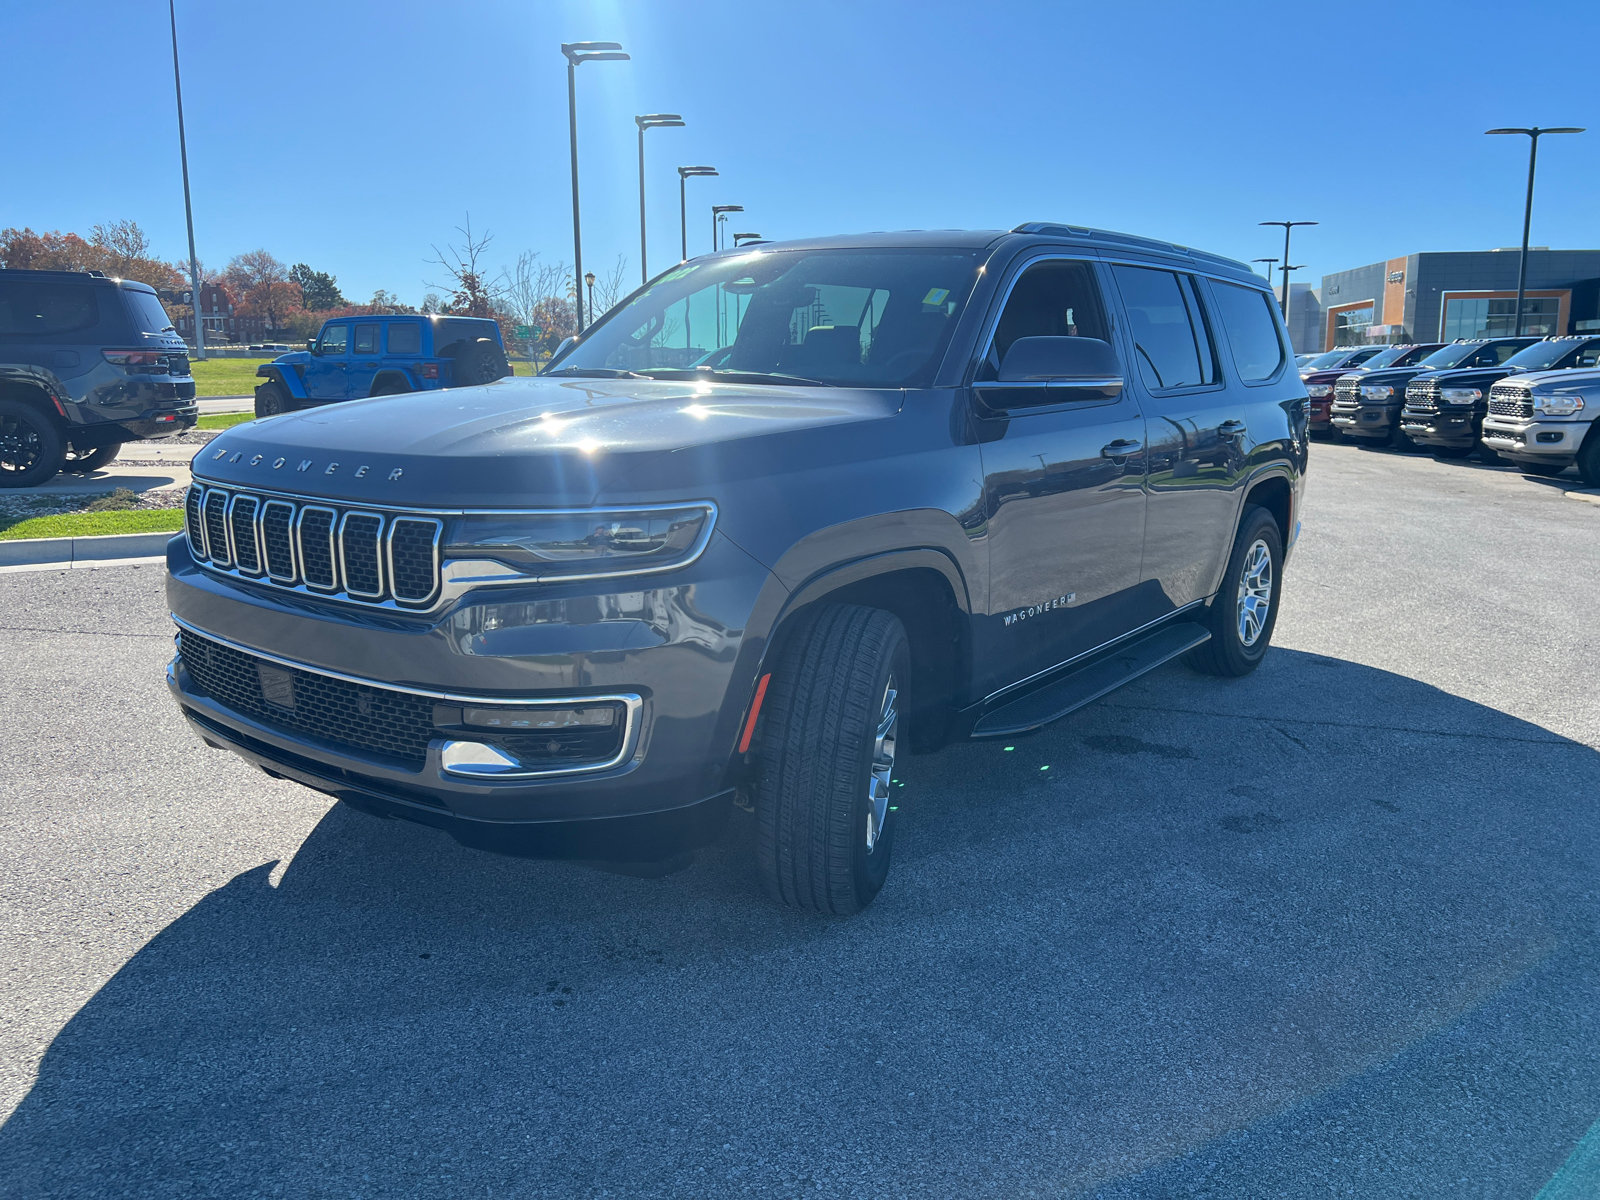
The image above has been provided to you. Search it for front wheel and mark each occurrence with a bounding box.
[1432,445,1473,460]
[1185,505,1283,678]
[254,381,290,419]
[753,604,908,915]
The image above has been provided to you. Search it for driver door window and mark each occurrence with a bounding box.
[319,325,349,355]
[978,260,1109,380]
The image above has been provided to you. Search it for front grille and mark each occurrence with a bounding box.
[1405,380,1440,413]
[179,629,436,768]
[184,485,442,608]
[178,629,630,774]
[1489,384,1534,420]
[1334,378,1361,402]
[1481,426,1524,446]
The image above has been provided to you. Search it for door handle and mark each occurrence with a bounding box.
[1101,439,1143,458]
[1218,420,1246,438]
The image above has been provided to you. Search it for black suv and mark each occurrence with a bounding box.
[1402,335,1600,459]
[0,268,196,487]
[166,225,1307,913]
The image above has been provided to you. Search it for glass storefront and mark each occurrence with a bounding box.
[1443,296,1561,339]
[1332,305,1373,346]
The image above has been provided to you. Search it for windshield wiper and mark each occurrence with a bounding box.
[634,367,834,387]
[541,366,648,379]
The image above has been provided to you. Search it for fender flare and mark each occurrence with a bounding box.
[256,364,307,400]
[369,370,414,395]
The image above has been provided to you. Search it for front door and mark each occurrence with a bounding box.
[304,323,350,402]
[345,322,381,398]
[972,258,1149,698]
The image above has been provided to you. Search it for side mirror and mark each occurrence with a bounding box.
[996,337,1123,402]
[306,338,320,356]
[543,336,575,371]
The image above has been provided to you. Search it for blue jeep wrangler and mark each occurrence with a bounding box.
[254,315,510,417]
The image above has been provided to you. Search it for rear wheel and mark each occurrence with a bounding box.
[61,442,121,474]
[1185,505,1283,678]
[453,339,511,387]
[753,604,908,915]
[370,378,411,397]
[0,400,65,488]
[254,381,290,419]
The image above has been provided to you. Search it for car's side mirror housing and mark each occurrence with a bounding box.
[996,337,1124,404]
[306,337,320,356]
[543,336,576,371]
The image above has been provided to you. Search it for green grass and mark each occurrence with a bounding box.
[196,411,254,431]
[512,361,537,377]
[189,357,272,397]
[0,508,185,541]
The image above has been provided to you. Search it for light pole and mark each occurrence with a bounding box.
[1260,220,1318,333]
[677,166,718,262]
[732,233,764,247]
[635,113,684,285]
[563,41,630,332]
[167,0,205,361]
[1485,126,1585,335]
[712,205,743,252]
[585,271,597,321]
[1252,257,1278,285]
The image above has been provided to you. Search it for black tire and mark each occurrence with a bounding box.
[453,339,511,387]
[0,399,65,488]
[1184,504,1283,678]
[1519,461,1569,478]
[61,442,121,474]
[1392,424,1419,452]
[1578,431,1600,489]
[370,378,411,397]
[254,381,290,419]
[1475,442,1506,465]
[753,604,908,915]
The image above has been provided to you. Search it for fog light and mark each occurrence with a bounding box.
[440,740,523,776]
[1537,431,1565,443]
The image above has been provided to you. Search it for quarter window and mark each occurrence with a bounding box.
[386,323,421,354]
[1112,265,1215,390]
[1208,280,1288,382]
[979,259,1109,379]
[0,282,100,337]
[319,325,349,354]
[353,324,379,354]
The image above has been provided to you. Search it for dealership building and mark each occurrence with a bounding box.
[1303,249,1600,352]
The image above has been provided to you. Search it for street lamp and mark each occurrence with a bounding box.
[1485,126,1585,335]
[678,166,718,262]
[167,0,206,361]
[635,114,684,285]
[1260,220,1318,332]
[585,271,597,321]
[1252,257,1278,284]
[563,41,630,332]
[712,205,743,252]
[732,233,764,247]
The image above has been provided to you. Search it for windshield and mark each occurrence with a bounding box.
[123,288,175,335]
[1303,350,1347,370]
[1502,339,1585,371]
[1357,345,1409,370]
[1417,343,1482,370]
[551,248,985,387]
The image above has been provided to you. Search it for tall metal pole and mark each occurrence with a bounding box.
[1514,132,1539,337]
[567,58,584,332]
[168,0,205,361]
[638,125,648,286]
[1261,221,1317,347]
[680,174,688,263]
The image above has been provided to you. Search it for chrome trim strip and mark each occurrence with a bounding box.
[203,488,233,568]
[260,500,299,584]
[171,615,643,779]
[337,510,387,600]
[226,493,263,577]
[182,482,719,522]
[979,599,1208,706]
[185,484,207,560]
[294,505,339,592]
[385,516,443,607]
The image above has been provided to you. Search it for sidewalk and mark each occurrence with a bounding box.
[197,396,253,414]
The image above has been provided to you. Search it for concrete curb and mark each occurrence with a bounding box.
[0,531,176,573]
[1566,489,1600,507]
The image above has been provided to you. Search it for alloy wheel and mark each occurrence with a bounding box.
[0,414,43,475]
[865,677,898,853]
[1236,539,1273,648]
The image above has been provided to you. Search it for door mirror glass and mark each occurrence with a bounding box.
[306,336,319,356]
[996,336,1124,402]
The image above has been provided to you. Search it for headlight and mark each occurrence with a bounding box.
[1359,385,1393,400]
[1440,387,1482,404]
[443,503,717,581]
[1306,384,1333,397]
[1534,392,1586,417]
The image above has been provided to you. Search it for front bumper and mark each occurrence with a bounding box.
[164,529,773,858]
[1329,403,1398,440]
[1481,416,1585,463]
[1399,407,1476,448]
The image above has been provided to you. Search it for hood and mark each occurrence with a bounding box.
[1510,366,1600,391]
[1303,368,1358,385]
[1352,365,1437,387]
[273,350,311,365]
[189,374,903,507]
[1411,366,1512,386]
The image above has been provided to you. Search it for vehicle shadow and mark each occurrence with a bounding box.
[3,648,1599,1198]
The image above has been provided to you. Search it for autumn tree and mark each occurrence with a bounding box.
[427,214,501,319]
[289,263,346,311]
[225,249,298,335]
[0,222,183,293]
[499,250,577,353]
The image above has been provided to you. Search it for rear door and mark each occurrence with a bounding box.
[304,323,349,401]
[970,256,1150,696]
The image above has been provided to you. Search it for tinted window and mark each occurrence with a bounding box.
[1470,342,1527,367]
[319,324,349,354]
[1393,345,1442,367]
[981,259,1109,378]
[353,323,379,354]
[1358,345,1408,370]
[1113,265,1210,390]
[1417,343,1480,370]
[386,323,421,354]
[1303,350,1346,370]
[434,318,500,356]
[0,281,100,337]
[1208,279,1287,382]
[123,288,175,335]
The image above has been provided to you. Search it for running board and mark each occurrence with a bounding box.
[971,622,1211,738]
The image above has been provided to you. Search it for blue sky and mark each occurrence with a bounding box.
[4,0,1596,306]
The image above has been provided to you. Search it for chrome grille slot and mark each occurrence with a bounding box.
[185,485,206,557]
[296,507,338,591]
[260,501,297,583]
[387,517,442,605]
[202,489,232,567]
[338,512,386,600]
[228,495,262,575]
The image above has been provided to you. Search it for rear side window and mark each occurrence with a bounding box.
[0,281,100,337]
[353,324,379,354]
[122,288,175,335]
[980,259,1109,379]
[1208,280,1288,382]
[433,318,499,355]
[386,323,421,354]
[319,324,349,354]
[1112,265,1216,390]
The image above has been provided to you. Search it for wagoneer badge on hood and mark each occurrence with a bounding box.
[207,446,403,481]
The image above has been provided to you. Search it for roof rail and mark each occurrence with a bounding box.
[1011,222,1255,277]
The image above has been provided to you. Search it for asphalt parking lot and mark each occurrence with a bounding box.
[1,440,1597,1199]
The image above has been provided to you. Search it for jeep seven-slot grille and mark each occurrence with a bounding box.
[1489,384,1534,420]
[178,629,630,773]
[183,484,441,607]
[1405,380,1441,413]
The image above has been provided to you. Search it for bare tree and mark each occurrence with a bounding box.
[590,254,630,319]
[427,214,500,318]
[225,249,295,334]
